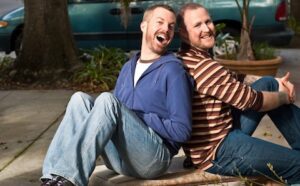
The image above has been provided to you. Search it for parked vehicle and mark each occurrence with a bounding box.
[0,0,293,54]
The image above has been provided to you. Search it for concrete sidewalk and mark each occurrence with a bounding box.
[0,49,299,186]
[0,90,74,186]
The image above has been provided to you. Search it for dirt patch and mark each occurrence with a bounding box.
[0,77,106,93]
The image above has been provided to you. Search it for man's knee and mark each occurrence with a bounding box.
[69,91,94,107]
[94,92,119,108]
[251,76,278,92]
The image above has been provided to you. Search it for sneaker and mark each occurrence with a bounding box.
[41,178,57,186]
[183,156,194,169]
[41,175,74,186]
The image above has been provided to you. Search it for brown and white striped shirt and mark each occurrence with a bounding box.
[177,45,263,170]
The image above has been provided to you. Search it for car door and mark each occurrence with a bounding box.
[68,0,127,50]
[125,0,191,51]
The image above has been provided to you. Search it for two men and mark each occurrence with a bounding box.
[177,3,300,184]
[41,4,193,186]
[42,2,300,185]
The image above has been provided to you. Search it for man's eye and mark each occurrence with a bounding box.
[169,25,175,30]
[195,23,201,28]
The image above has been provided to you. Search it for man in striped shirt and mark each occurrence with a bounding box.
[177,3,300,184]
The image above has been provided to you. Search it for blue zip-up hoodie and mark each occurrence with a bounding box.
[114,52,193,156]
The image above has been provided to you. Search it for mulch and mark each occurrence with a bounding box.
[0,78,106,93]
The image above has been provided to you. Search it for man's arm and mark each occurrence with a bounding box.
[245,72,296,103]
[260,72,296,111]
[259,91,290,111]
[239,72,296,102]
[140,70,193,142]
[136,64,193,143]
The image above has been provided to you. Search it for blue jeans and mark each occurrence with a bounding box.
[41,92,171,186]
[207,77,300,184]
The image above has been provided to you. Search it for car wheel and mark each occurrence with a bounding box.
[222,26,240,38]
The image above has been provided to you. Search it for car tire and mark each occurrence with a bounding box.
[222,26,240,38]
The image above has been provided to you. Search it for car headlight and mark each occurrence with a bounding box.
[0,21,8,28]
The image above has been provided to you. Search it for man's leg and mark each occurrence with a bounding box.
[100,122,171,179]
[235,76,277,134]
[206,130,300,184]
[98,94,171,180]
[267,103,300,150]
[42,92,95,183]
[238,76,300,150]
[42,92,171,186]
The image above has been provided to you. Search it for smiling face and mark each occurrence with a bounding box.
[180,7,216,50]
[140,7,176,59]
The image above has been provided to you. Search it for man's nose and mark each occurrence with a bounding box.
[162,23,170,32]
[201,23,210,32]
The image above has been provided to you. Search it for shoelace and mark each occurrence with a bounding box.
[41,179,57,186]
[53,176,73,186]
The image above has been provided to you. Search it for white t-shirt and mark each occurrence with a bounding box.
[134,59,152,87]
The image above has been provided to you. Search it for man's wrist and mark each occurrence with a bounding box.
[278,91,289,105]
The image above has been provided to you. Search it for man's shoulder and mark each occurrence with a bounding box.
[160,53,186,71]
[119,61,131,73]
[161,52,181,62]
[177,49,216,67]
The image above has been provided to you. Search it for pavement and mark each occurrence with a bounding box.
[0,48,300,186]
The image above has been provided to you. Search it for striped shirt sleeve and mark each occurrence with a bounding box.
[187,55,263,111]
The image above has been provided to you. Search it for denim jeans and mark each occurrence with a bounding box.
[207,76,300,184]
[41,92,171,186]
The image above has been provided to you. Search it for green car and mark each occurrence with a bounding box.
[0,0,293,54]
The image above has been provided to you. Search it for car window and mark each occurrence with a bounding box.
[68,0,128,49]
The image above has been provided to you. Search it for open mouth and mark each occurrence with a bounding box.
[156,34,167,43]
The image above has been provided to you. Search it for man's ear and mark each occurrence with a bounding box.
[140,21,147,32]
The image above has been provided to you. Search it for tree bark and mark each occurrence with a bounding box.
[16,0,81,80]
[237,0,255,61]
[291,0,300,22]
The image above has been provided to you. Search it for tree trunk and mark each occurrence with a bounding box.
[290,0,300,22]
[237,0,255,61]
[16,0,81,80]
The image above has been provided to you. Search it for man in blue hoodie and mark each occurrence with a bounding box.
[41,4,193,186]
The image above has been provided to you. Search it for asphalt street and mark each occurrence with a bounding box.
[0,0,23,15]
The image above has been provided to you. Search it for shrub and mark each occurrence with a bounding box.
[288,16,300,36]
[253,42,275,60]
[213,23,275,60]
[73,46,127,91]
[0,56,15,80]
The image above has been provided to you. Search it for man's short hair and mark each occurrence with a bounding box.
[143,4,176,22]
[177,3,207,29]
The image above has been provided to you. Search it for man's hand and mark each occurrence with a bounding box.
[276,72,296,103]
